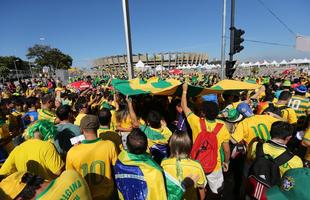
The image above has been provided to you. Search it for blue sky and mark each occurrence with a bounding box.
[0,0,309,68]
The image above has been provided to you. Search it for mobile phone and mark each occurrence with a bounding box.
[70,135,85,145]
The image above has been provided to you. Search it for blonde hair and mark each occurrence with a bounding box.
[169,131,192,159]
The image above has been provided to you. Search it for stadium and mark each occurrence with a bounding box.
[92,52,208,68]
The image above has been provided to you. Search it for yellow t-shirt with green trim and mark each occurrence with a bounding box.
[38,109,56,123]
[0,139,64,180]
[112,113,132,130]
[232,115,279,144]
[302,128,310,161]
[161,158,207,200]
[186,113,230,171]
[97,127,123,153]
[275,104,298,124]
[35,170,92,200]
[74,113,87,126]
[288,95,310,118]
[66,138,118,200]
[250,141,303,176]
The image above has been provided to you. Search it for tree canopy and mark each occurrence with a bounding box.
[0,56,28,76]
[27,44,73,71]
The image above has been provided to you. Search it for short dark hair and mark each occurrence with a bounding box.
[17,172,44,200]
[75,96,88,111]
[200,101,219,120]
[127,128,148,155]
[146,110,161,129]
[56,105,72,121]
[26,97,39,108]
[98,108,112,126]
[278,91,292,101]
[41,94,54,104]
[270,121,294,139]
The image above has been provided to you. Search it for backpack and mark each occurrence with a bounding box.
[263,103,287,117]
[247,141,294,200]
[190,118,223,174]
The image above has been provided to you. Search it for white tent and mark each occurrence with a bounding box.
[270,60,278,66]
[155,65,165,71]
[302,58,310,63]
[289,59,298,64]
[135,60,145,68]
[279,60,288,65]
[261,60,269,66]
[253,61,260,66]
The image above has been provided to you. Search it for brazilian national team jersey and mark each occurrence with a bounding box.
[38,109,56,123]
[35,170,92,200]
[66,138,118,200]
[232,115,279,145]
[161,158,207,200]
[288,95,309,118]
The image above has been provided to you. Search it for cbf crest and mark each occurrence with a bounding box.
[281,176,295,191]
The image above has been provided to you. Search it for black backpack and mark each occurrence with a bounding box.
[263,103,287,117]
[248,141,294,187]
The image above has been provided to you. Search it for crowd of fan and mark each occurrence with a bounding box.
[0,72,309,200]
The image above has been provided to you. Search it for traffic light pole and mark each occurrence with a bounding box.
[220,0,227,80]
[229,0,235,62]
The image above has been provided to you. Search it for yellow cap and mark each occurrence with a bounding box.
[0,172,27,200]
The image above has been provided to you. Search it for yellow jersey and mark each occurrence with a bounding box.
[38,109,56,123]
[66,138,118,200]
[97,127,123,153]
[250,141,303,176]
[74,113,87,126]
[0,122,14,153]
[232,115,279,144]
[112,113,132,130]
[0,139,64,180]
[288,95,310,118]
[36,170,92,200]
[302,128,310,161]
[275,104,298,124]
[161,158,207,200]
[187,113,230,171]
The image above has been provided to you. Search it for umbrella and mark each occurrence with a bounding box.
[67,80,91,91]
[169,69,183,75]
[282,68,296,75]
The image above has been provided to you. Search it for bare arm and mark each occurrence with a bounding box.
[222,142,230,172]
[181,83,192,117]
[126,96,140,128]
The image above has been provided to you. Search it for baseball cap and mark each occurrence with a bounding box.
[0,171,27,200]
[80,115,100,130]
[226,108,243,123]
[282,80,291,87]
[202,94,218,105]
[237,102,254,118]
[295,85,307,94]
[266,168,310,200]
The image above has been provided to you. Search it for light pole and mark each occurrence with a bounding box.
[28,61,33,77]
[122,0,134,79]
[13,60,20,82]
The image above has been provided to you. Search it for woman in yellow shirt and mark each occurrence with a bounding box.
[161,131,207,200]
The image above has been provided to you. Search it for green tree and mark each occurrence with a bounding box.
[0,56,28,71]
[26,44,73,71]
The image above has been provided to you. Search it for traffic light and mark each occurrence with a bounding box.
[226,60,236,79]
[231,27,245,55]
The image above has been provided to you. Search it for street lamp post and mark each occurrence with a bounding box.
[122,0,134,79]
[28,61,33,77]
[13,60,19,82]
